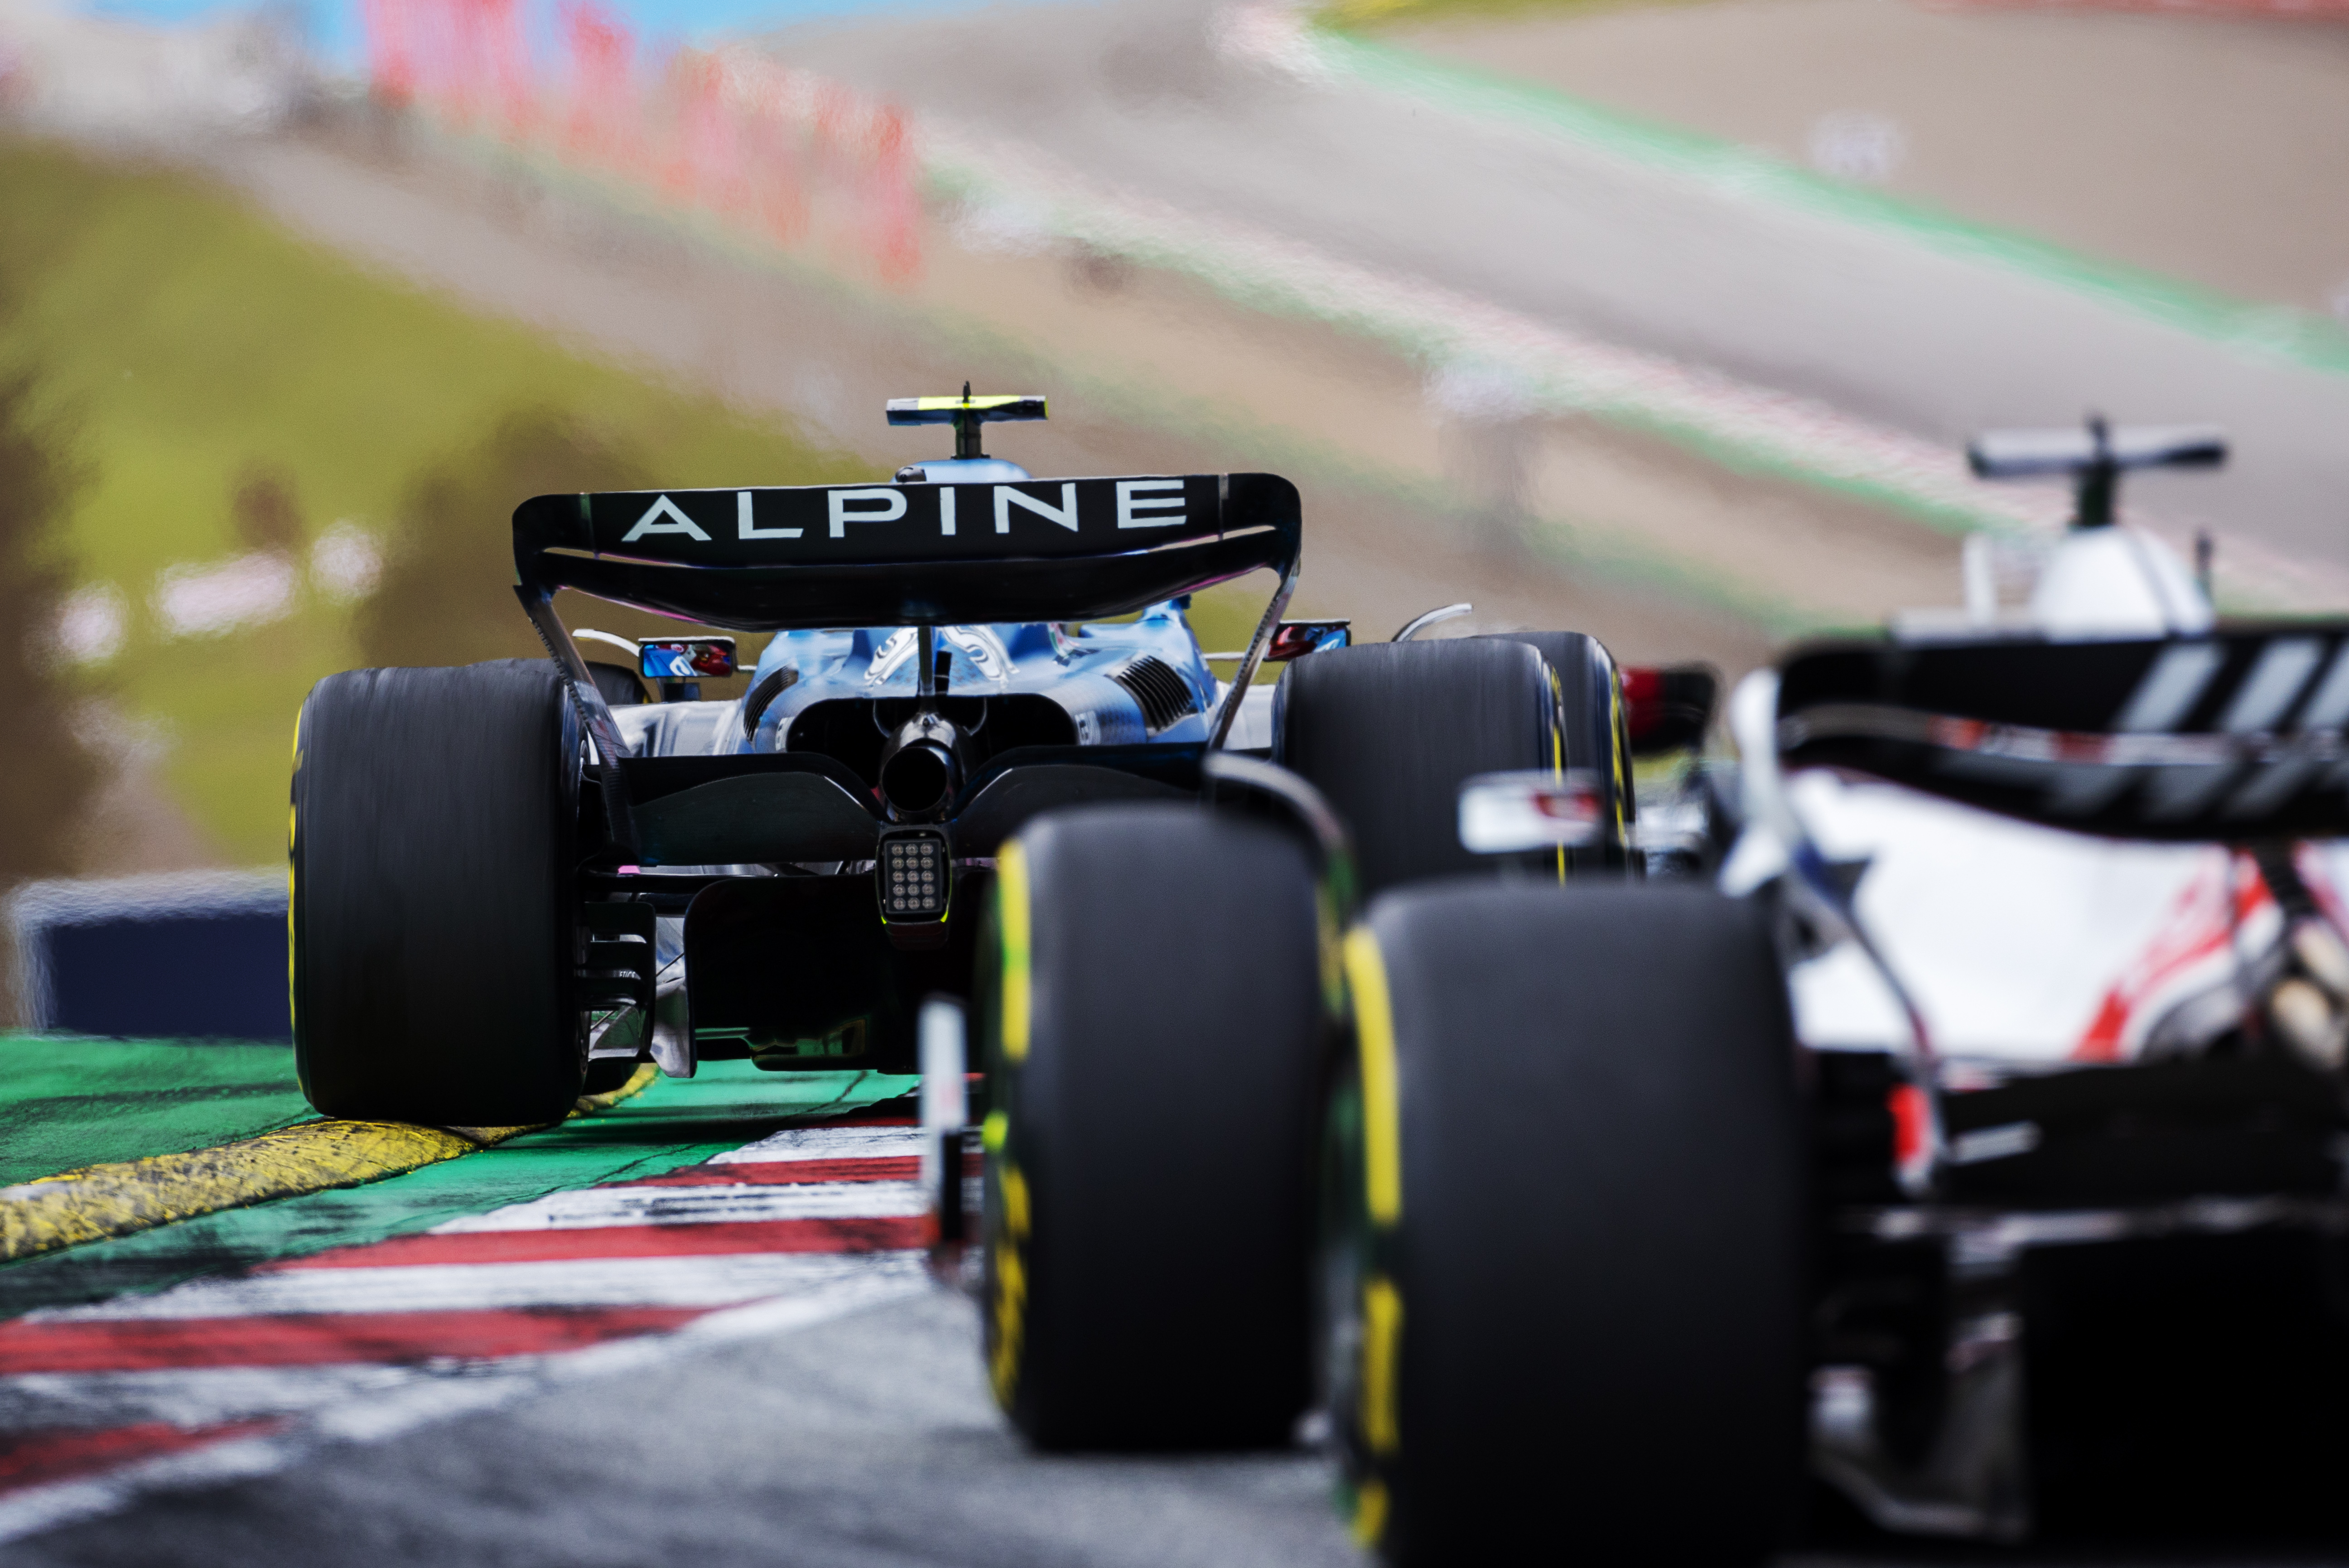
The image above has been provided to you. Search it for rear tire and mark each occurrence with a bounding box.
[1327,883,1805,1565]
[585,660,650,707]
[1477,629,1634,860]
[981,804,1327,1449]
[1273,635,1625,900]
[291,660,586,1126]
[581,1057,641,1096]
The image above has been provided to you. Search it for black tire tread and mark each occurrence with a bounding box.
[1273,639,1563,898]
[293,659,583,1125]
[1350,882,1804,1565]
[984,804,1325,1450]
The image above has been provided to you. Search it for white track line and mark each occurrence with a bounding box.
[0,1272,929,1546]
[0,1365,429,1433]
[709,1125,928,1163]
[424,1179,928,1232]
[36,1250,924,1322]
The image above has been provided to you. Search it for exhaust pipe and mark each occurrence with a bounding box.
[879,626,963,819]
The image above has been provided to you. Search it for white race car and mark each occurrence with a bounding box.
[1315,421,2349,1559]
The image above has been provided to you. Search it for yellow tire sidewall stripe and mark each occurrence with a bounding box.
[997,838,1032,1064]
[988,837,1033,1407]
[1342,926,1403,1226]
[1343,925,1408,1550]
[1348,1478,1390,1549]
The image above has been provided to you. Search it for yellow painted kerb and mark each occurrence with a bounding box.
[0,1063,657,1265]
[1343,926,1403,1225]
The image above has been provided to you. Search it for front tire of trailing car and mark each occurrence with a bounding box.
[981,803,1329,1450]
[291,660,586,1126]
[1326,883,1805,1565]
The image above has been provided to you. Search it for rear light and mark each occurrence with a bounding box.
[878,829,951,921]
[1886,1084,1932,1190]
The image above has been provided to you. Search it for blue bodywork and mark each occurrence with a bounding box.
[744,610,1217,749]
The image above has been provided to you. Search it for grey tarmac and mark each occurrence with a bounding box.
[8,1288,2348,1566]
[0,1290,1359,1568]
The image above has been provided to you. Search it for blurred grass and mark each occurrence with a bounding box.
[0,135,861,865]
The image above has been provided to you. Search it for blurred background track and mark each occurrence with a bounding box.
[3,0,2349,1546]
[769,0,2349,575]
[1389,0,2349,316]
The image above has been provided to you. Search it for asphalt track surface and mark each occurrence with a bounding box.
[4,1291,1361,1568]
[6,1049,2349,1565]
[772,0,2349,573]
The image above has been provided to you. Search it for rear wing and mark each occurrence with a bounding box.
[1968,418,2224,529]
[512,473,1298,632]
[1774,626,2349,842]
[510,473,1303,817]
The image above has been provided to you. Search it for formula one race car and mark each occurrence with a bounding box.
[1302,422,2349,1562]
[286,393,1639,1134]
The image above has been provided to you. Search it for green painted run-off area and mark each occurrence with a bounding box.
[0,1037,916,1318]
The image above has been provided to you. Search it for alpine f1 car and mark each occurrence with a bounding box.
[1299,420,2349,1562]
[286,392,1646,1132]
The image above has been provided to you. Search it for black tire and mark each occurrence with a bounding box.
[292,660,586,1125]
[581,1057,640,1095]
[981,804,1327,1449]
[1273,636,1625,901]
[1476,630,1635,852]
[585,660,650,707]
[1326,883,1804,1565]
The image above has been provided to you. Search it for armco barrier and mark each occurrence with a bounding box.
[6,871,289,1042]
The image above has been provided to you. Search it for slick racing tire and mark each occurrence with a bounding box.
[981,803,1327,1450]
[1477,629,1634,864]
[584,660,651,707]
[581,1057,641,1096]
[1273,634,1625,900]
[1326,883,1804,1566]
[291,660,587,1126]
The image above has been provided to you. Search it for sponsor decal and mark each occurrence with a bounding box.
[620,495,712,544]
[586,477,1224,564]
